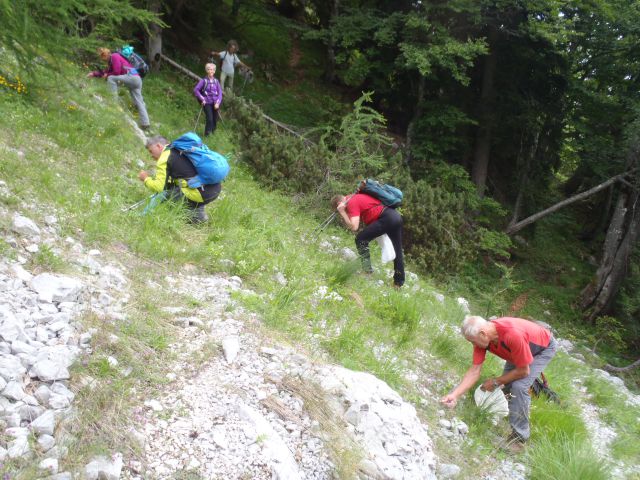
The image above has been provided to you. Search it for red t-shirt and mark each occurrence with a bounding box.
[472,317,551,367]
[345,193,384,226]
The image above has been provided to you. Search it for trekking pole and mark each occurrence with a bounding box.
[312,211,338,237]
[121,195,152,213]
[194,106,203,132]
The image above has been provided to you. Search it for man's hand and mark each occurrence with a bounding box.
[202,100,206,106]
[480,378,499,392]
[214,102,220,110]
[440,394,458,408]
[138,171,149,182]
[336,200,347,212]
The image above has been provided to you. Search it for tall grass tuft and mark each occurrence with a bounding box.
[527,434,609,480]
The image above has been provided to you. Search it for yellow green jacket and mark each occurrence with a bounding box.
[144,148,204,203]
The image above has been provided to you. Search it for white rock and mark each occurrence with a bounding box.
[49,393,71,409]
[12,213,41,236]
[0,446,6,461]
[439,463,461,478]
[31,410,56,435]
[48,473,72,480]
[44,215,58,226]
[11,264,33,283]
[40,457,59,474]
[221,336,240,364]
[30,359,70,381]
[339,247,358,261]
[0,353,27,381]
[236,402,302,480]
[85,453,123,480]
[0,316,29,343]
[2,380,26,401]
[273,272,287,286]
[38,434,56,452]
[7,435,30,458]
[144,399,163,412]
[107,356,118,368]
[30,273,84,303]
[35,384,52,404]
[433,293,445,303]
[456,297,471,314]
[26,244,39,253]
[12,340,36,356]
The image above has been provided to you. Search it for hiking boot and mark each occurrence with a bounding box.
[190,205,208,224]
[500,433,526,454]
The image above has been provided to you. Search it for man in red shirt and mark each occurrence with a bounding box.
[331,192,405,287]
[441,315,557,451]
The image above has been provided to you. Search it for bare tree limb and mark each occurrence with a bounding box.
[506,171,633,235]
[604,357,640,372]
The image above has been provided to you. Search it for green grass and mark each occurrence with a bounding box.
[528,434,609,480]
[1,54,638,480]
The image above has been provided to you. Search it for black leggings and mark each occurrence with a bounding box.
[355,208,405,286]
[203,104,218,136]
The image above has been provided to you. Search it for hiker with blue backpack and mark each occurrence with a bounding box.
[87,47,150,130]
[138,134,228,223]
[331,180,405,288]
[193,63,223,137]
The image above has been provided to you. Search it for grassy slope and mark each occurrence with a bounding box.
[0,55,637,479]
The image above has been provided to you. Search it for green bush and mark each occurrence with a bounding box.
[225,92,511,275]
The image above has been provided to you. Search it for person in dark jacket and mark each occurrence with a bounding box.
[87,47,150,130]
[138,135,221,223]
[193,63,223,137]
[331,192,405,287]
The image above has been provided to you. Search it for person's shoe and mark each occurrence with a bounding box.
[500,433,526,454]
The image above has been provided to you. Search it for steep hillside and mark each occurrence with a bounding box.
[0,58,638,480]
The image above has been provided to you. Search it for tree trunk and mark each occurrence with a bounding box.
[147,0,162,71]
[580,188,640,322]
[324,0,339,82]
[509,128,540,228]
[232,0,241,18]
[471,27,498,198]
[506,172,627,235]
[404,74,425,167]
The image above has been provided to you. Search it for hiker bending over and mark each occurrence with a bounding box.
[441,315,557,452]
[210,40,250,90]
[87,47,150,130]
[193,63,223,137]
[331,193,405,287]
[138,135,221,223]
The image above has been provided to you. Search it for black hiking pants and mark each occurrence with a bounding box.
[203,104,218,136]
[355,208,405,286]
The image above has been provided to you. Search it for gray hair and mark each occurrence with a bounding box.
[461,315,487,338]
[145,135,169,148]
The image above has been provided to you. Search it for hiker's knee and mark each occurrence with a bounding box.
[510,379,531,398]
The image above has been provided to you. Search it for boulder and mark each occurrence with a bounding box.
[30,273,83,303]
[12,213,41,236]
[0,353,27,381]
[84,453,123,480]
[30,410,56,435]
[30,359,70,381]
[222,336,240,364]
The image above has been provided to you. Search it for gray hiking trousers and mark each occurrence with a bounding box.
[502,336,557,441]
[107,74,150,127]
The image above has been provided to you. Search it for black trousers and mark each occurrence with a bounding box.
[355,208,405,286]
[203,104,218,136]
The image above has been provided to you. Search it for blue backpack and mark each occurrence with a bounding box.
[170,132,230,188]
[358,179,403,207]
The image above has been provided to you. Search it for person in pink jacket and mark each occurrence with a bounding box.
[193,63,223,136]
[87,47,150,130]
